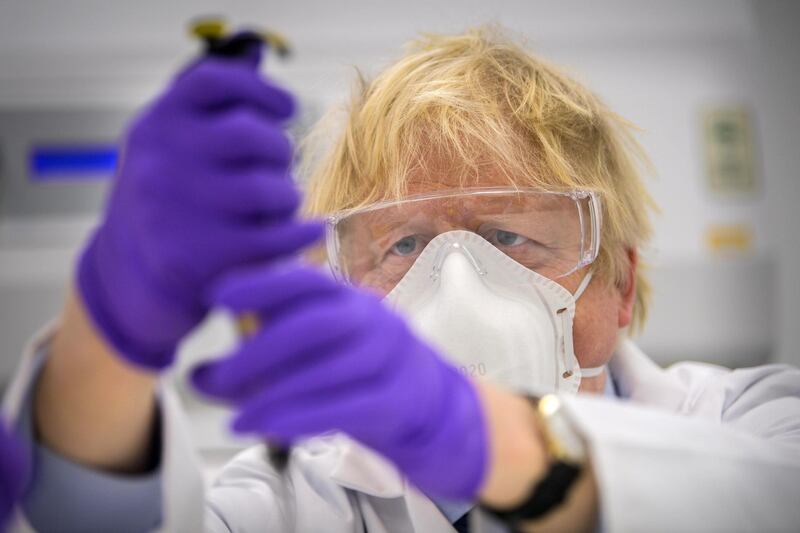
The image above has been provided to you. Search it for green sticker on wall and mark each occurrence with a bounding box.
[703,107,758,196]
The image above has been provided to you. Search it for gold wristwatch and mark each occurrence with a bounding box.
[480,394,587,527]
[536,394,588,465]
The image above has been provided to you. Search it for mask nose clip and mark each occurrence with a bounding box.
[430,240,487,282]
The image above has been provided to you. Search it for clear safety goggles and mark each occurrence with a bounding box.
[325,187,602,293]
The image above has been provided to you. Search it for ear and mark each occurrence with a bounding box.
[617,248,638,329]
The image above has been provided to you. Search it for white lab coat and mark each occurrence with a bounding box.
[4,326,800,533]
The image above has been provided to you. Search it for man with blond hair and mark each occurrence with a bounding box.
[3,27,800,532]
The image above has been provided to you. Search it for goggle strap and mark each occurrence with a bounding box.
[580,365,606,378]
[573,270,594,301]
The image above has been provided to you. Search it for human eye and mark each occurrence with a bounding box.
[389,235,426,257]
[487,229,529,247]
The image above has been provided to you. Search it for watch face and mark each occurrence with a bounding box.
[539,395,587,463]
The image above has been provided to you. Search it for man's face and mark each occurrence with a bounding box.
[344,164,637,391]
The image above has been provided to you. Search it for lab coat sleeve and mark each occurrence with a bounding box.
[15,355,163,533]
[562,364,800,533]
[1,325,206,533]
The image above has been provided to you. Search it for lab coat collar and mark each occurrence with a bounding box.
[322,433,408,498]
[320,434,455,531]
[610,338,689,410]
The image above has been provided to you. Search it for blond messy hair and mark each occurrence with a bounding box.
[303,26,657,333]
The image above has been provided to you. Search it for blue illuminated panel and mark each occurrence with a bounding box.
[29,145,118,181]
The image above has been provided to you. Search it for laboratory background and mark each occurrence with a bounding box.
[1,0,799,477]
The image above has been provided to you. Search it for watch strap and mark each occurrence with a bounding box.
[481,459,581,525]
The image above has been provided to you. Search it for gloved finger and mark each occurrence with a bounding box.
[245,220,325,259]
[196,109,293,167]
[230,327,445,442]
[201,220,324,264]
[186,171,301,218]
[210,265,339,313]
[191,292,368,399]
[207,308,402,404]
[231,390,348,440]
[230,378,395,441]
[142,152,297,205]
[169,59,295,120]
[191,333,351,403]
[141,219,323,283]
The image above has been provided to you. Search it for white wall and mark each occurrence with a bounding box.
[1,0,798,380]
[0,1,762,111]
[750,1,800,367]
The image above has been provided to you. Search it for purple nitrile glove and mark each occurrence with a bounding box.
[191,266,489,500]
[78,37,322,369]
[0,420,29,530]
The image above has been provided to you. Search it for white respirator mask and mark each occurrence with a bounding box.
[384,230,602,395]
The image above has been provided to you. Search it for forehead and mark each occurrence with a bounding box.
[373,163,575,223]
[402,157,521,197]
